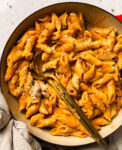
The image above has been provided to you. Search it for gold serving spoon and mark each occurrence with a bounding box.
[32,51,107,147]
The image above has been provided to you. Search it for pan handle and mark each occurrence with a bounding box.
[115,14,122,22]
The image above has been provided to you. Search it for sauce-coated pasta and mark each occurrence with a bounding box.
[5,12,122,138]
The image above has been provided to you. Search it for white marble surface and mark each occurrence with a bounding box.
[0,0,122,149]
[0,0,122,57]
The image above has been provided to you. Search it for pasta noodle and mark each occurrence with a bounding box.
[5,12,122,138]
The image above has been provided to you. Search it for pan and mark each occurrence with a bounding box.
[0,2,122,146]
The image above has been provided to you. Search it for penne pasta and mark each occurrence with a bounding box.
[110,103,117,119]
[93,74,115,88]
[36,43,52,54]
[24,35,37,60]
[83,65,95,82]
[91,27,116,40]
[117,51,122,70]
[72,131,88,138]
[25,103,40,119]
[19,92,28,112]
[72,73,80,90]
[5,62,18,81]
[92,118,110,126]
[36,117,56,128]
[42,58,59,72]
[80,52,102,66]
[75,59,84,79]
[107,80,116,104]
[79,92,93,119]
[116,97,122,111]
[103,106,111,121]
[5,12,122,138]
[30,113,45,125]
[114,34,122,53]
[59,12,68,29]
[91,94,105,112]
[106,31,116,50]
